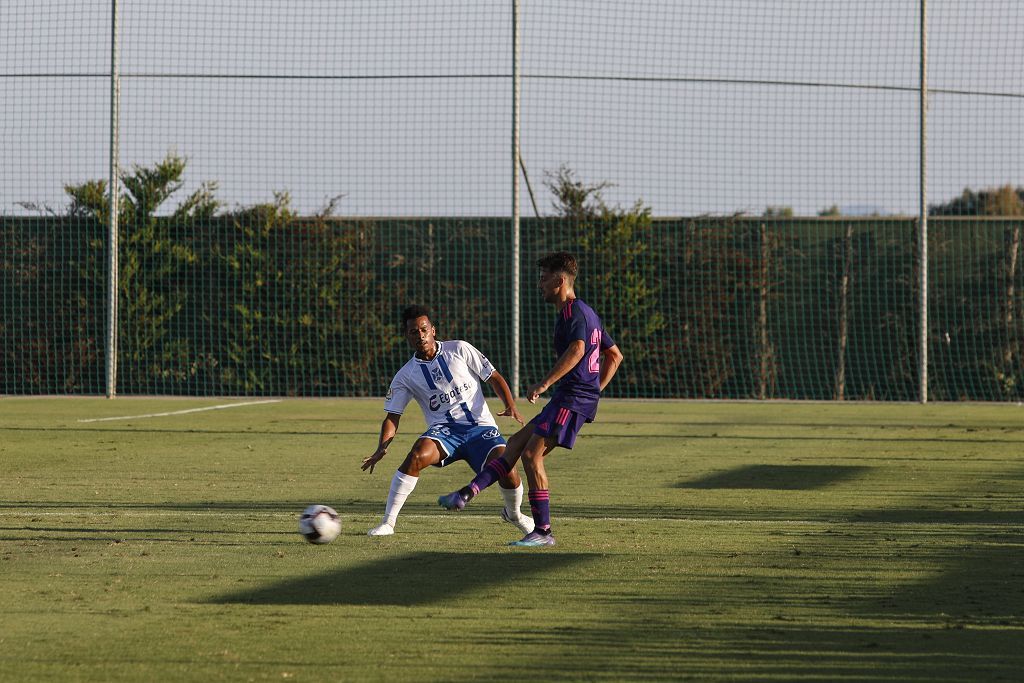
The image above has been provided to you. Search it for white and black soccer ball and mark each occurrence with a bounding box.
[298,504,342,544]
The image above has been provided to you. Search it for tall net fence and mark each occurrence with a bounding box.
[2,1,1023,400]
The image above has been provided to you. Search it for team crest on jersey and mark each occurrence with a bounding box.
[430,366,445,384]
[385,387,393,400]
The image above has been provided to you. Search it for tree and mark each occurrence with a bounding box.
[200,193,401,395]
[65,153,220,392]
[929,185,1024,216]
[545,165,615,221]
[928,185,1024,399]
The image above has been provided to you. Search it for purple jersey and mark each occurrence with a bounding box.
[550,298,615,419]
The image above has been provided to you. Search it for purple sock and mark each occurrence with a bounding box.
[528,489,551,532]
[464,457,511,498]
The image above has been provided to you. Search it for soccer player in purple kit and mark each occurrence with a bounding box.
[438,252,624,546]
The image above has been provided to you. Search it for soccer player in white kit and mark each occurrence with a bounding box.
[361,305,535,537]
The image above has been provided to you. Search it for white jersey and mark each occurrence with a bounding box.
[384,340,498,428]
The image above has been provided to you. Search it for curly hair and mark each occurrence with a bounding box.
[401,304,433,328]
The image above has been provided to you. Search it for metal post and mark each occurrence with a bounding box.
[511,0,522,398]
[918,0,928,403]
[106,0,120,398]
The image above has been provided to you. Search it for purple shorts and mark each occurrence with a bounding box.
[530,400,592,449]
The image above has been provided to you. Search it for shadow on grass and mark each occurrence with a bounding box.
[855,542,1024,622]
[509,621,1024,682]
[497,544,1024,681]
[206,551,594,606]
[677,464,872,490]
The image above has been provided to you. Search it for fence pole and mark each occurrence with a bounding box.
[105,0,120,398]
[918,0,929,403]
[511,0,522,398]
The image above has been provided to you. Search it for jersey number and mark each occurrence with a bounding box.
[588,329,602,373]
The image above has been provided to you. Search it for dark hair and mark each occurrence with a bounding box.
[401,304,433,328]
[537,251,578,278]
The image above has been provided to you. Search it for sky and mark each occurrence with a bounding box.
[2,0,1022,217]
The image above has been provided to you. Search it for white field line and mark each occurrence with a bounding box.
[0,510,808,524]
[77,399,281,423]
[3,511,1016,528]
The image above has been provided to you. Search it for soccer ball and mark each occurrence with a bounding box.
[298,504,342,544]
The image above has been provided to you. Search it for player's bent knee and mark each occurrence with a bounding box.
[400,450,432,476]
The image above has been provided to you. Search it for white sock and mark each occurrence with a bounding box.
[500,482,526,518]
[382,471,419,527]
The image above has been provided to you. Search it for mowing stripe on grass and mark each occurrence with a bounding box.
[76,399,281,423]
[4,511,1020,528]
[0,509,807,523]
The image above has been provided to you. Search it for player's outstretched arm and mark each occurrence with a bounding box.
[362,413,401,473]
[486,371,524,425]
[599,344,623,391]
[526,339,586,403]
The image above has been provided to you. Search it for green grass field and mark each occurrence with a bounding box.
[2,398,1023,682]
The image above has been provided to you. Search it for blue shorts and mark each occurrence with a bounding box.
[421,423,507,473]
[530,400,592,450]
